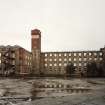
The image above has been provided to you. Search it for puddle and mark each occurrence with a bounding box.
[31,81,92,98]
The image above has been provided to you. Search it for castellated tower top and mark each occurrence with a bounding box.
[31,29,41,35]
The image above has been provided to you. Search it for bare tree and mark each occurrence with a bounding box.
[66,62,75,77]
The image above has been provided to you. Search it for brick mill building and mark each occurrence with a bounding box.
[0,45,32,76]
[0,28,105,77]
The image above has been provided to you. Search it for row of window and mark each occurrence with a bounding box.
[44,57,103,62]
[25,61,32,65]
[44,63,87,67]
[45,69,65,72]
[44,52,102,57]
[25,56,32,60]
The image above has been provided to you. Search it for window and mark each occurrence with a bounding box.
[45,54,47,57]
[49,59,52,61]
[84,58,87,61]
[54,63,57,66]
[89,53,92,56]
[59,54,61,56]
[64,63,67,66]
[29,57,31,60]
[84,53,87,56]
[64,53,67,56]
[74,63,76,66]
[69,58,71,61]
[30,62,31,65]
[100,58,102,61]
[28,62,30,65]
[54,54,57,56]
[0,53,1,57]
[64,58,67,61]
[12,60,15,65]
[45,64,47,67]
[79,53,81,56]
[74,53,76,56]
[50,54,52,56]
[74,58,76,61]
[94,58,97,61]
[49,64,52,66]
[69,53,71,56]
[79,58,82,61]
[84,63,87,66]
[94,53,97,56]
[26,56,28,59]
[99,52,102,56]
[25,61,27,65]
[89,58,92,60]
[54,59,57,61]
[0,60,1,63]
[59,63,62,66]
[59,58,62,61]
[79,63,82,66]
[45,58,47,61]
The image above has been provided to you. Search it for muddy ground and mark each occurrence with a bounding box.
[0,78,104,105]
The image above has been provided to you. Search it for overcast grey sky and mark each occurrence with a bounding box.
[0,0,105,52]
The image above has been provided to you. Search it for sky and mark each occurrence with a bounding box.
[0,0,105,52]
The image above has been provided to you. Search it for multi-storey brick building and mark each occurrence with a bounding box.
[0,28,105,77]
[0,45,32,76]
[40,51,103,76]
[31,29,105,77]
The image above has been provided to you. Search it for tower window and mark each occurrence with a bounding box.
[32,35,39,39]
